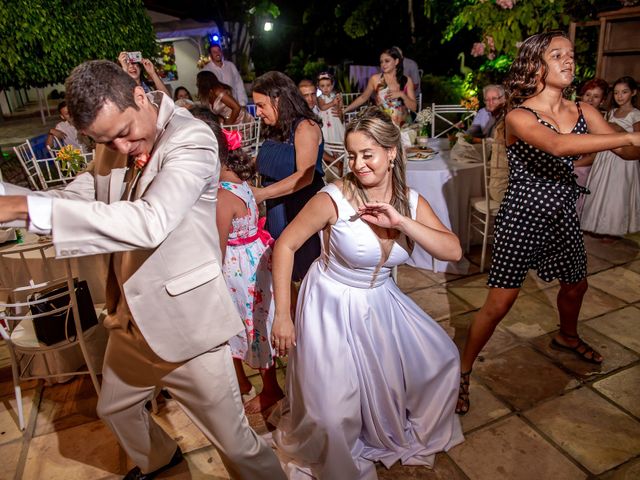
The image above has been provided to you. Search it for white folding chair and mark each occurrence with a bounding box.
[12,141,43,190]
[466,139,504,272]
[431,103,477,138]
[33,154,89,190]
[323,141,348,179]
[225,120,261,157]
[0,242,104,430]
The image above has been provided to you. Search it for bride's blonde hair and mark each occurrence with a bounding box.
[342,107,411,219]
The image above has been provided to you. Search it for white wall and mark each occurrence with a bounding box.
[164,39,200,101]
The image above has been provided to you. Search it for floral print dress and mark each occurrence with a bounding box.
[220,181,276,369]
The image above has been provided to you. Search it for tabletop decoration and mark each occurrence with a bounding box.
[55,145,84,175]
[415,107,433,146]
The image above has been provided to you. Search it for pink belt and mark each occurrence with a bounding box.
[227,217,274,247]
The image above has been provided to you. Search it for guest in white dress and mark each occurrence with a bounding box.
[581,76,640,238]
[269,107,464,479]
[317,72,345,144]
[573,78,609,216]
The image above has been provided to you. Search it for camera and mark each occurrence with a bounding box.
[126,51,142,63]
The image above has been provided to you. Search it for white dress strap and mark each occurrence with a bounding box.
[320,183,355,219]
[408,188,419,220]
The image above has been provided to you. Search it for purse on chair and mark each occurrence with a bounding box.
[29,279,98,346]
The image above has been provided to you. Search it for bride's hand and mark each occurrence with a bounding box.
[271,312,296,357]
[357,201,404,229]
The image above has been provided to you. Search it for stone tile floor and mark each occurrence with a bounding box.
[1,233,639,479]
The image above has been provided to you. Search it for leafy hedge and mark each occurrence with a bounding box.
[0,0,157,89]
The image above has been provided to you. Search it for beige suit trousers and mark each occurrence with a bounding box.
[96,327,286,479]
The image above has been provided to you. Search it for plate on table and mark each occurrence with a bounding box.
[406,150,436,161]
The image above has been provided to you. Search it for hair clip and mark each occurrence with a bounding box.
[317,72,333,81]
[222,129,242,151]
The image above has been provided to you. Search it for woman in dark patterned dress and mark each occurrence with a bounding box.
[456,32,640,415]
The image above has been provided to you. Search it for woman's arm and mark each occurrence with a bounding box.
[218,91,242,125]
[215,188,240,261]
[344,75,377,113]
[257,121,321,201]
[117,52,128,70]
[573,152,596,168]
[141,59,170,96]
[318,95,338,111]
[271,192,337,356]
[506,105,640,159]
[388,77,417,112]
[357,195,462,262]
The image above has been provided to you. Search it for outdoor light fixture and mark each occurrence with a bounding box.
[212,34,220,42]
[264,21,273,32]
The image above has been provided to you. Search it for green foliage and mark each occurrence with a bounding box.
[420,74,466,105]
[336,71,360,94]
[343,0,383,39]
[0,0,157,90]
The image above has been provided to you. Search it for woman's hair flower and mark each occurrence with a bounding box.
[222,129,243,151]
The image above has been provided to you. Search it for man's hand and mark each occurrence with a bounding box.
[0,196,29,223]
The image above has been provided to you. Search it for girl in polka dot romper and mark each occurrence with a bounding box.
[456,32,640,415]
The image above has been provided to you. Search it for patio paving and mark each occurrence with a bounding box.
[1,232,639,479]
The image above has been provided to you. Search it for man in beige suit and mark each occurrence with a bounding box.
[0,60,285,480]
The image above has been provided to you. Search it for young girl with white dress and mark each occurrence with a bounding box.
[581,76,640,238]
[317,72,345,144]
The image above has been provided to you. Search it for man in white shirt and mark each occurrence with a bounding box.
[202,44,248,106]
[298,79,320,115]
[47,101,85,151]
[403,56,421,95]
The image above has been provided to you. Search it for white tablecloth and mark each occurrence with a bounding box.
[406,138,483,274]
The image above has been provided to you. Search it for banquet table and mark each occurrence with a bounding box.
[405,138,484,274]
[0,232,109,379]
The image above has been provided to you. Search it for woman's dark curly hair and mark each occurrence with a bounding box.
[505,31,570,110]
[252,71,320,142]
[382,47,407,91]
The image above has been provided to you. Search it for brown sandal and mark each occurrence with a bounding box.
[455,370,471,415]
[550,332,603,365]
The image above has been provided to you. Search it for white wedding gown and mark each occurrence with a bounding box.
[272,184,464,479]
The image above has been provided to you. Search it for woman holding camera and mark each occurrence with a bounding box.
[118,51,170,96]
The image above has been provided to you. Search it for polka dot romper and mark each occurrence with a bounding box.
[488,102,588,289]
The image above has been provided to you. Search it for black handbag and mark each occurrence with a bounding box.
[29,279,98,346]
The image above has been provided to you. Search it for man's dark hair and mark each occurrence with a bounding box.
[65,60,138,130]
[57,101,67,113]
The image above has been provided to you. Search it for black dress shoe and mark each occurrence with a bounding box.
[123,447,183,480]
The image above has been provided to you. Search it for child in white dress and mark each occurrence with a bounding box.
[581,76,640,238]
[317,72,345,144]
[215,127,284,413]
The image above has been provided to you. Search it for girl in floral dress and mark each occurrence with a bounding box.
[216,129,284,413]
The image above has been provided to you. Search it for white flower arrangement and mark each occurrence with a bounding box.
[415,107,433,137]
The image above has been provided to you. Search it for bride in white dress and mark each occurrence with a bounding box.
[269,107,464,479]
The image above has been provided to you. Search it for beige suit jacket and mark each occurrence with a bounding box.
[23,92,243,363]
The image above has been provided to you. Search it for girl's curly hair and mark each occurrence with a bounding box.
[505,31,571,110]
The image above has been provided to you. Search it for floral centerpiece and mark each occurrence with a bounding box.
[55,145,84,175]
[460,96,479,112]
[415,107,433,138]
